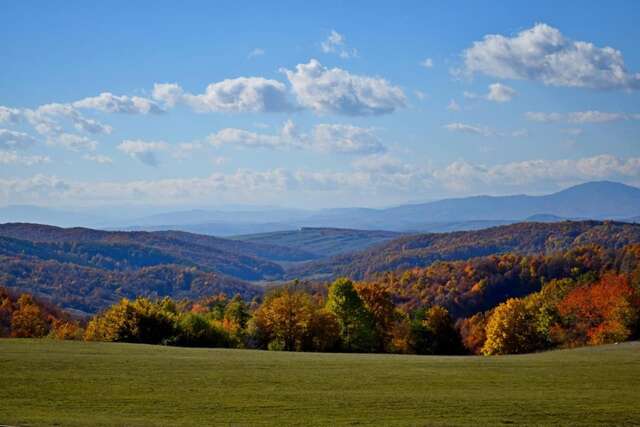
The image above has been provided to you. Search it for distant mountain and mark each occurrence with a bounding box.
[376,181,640,227]
[287,220,640,280]
[232,227,403,257]
[106,181,640,234]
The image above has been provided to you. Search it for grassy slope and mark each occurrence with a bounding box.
[1,340,639,426]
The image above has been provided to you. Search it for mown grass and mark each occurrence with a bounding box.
[0,339,638,426]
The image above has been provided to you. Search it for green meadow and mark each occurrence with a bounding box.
[1,339,638,426]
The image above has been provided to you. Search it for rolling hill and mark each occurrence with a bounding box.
[287,220,640,280]
[232,227,403,257]
[0,223,318,313]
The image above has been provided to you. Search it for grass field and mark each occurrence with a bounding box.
[0,340,639,426]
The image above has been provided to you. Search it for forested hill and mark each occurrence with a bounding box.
[0,223,309,313]
[286,221,640,280]
[0,223,317,278]
[232,227,403,257]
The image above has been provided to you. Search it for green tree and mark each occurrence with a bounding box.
[409,306,463,355]
[326,278,375,352]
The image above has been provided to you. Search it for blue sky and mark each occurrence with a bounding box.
[1,0,639,209]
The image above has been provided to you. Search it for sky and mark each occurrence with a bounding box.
[1,0,639,209]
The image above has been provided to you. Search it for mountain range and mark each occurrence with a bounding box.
[2,181,639,235]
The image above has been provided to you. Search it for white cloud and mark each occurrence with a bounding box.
[208,121,386,155]
[282,59,406,116]
[248,48,265,59]
[420,58,434,69]
[73,93,163,114]
[151,83,184,108]
[117,140,168,166]
[3,154,639,207]
[153,78,293,113]
[0,107,21,124]
[172,142,205,160]
[0,151,50,166]
[321,30,357,59]
[463,91,479,99]
[525,110,640,123]
[524,112,564,123]
[486,82,516,102]
[312,124,385,155]
[462,23,640,89]
[444,122,492,136]
[33,103,113,135]
[0,129,37,150]
[209,128,286,150]
[351,153,406,174]
[447,99,461,111]
[83,154,113,164]
[49,133,98,151]
[415,90,427,101]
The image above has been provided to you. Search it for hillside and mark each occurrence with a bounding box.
[287,221,640,280]
[0,223,317,278]
[0,223,303,313]
[2,339,638,426]
[232,227,403,257]
[0,255,260,314]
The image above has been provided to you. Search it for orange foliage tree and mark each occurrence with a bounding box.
[556,274,640,346]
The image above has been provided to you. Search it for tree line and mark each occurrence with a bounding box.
[2,243,639,356]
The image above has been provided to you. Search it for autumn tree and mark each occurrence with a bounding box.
[326,278,375,352]
[10,294,48,338]
[251,287,316,351]
[223,294,250,333]
[482,298,546,355]
[84,298,174,344]
[556,274,639,346]
[457,312,488,355]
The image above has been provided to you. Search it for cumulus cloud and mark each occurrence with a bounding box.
[83,154,113,164]
[351,153,407,174]
[49,133,98,151]
[0,129,37,150]
[209,128,286,150]
[321,30,357,59]
[462,23,640,89]
[312,124,385,155]
[73,93,163,114]
[248,48,265,59]
[420,58,434,69]
[208,120,386,155]
[0,107,21,124]
[486,83,516,102]
[33,103,113,135]
[525,110,640,123]
[444,122,492,136]
[117,140,168,166]
[434,154,640,192]
[282,59,406,116]
[3,154,639,207]
[447,99,461,111]
[0,151,50,166]
[152,78,293,113]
